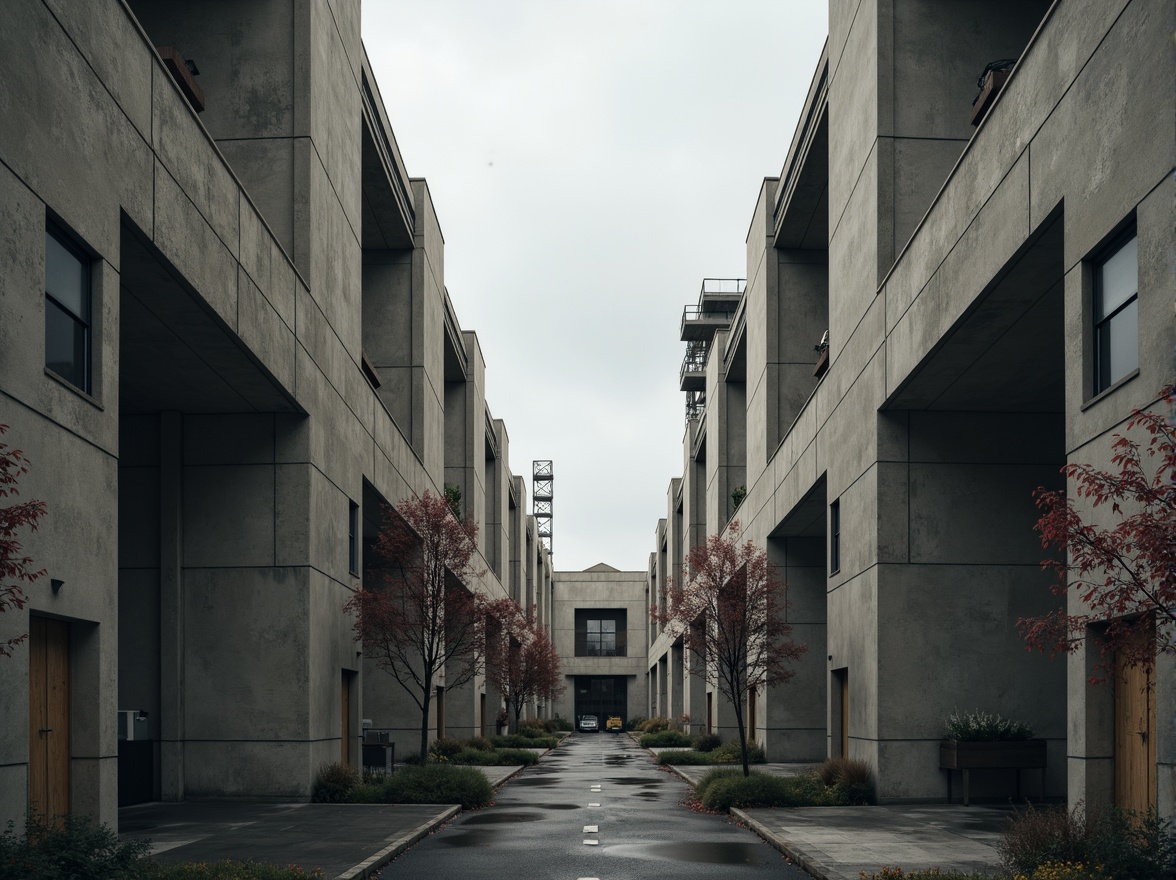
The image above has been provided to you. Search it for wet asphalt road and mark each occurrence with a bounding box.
[384,733,810,880]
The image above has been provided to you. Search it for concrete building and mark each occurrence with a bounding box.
[551,565,648,728]
[1,0,551,830]
[648,0,1174,811]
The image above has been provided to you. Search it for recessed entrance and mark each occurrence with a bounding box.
[1114,624,1156,812]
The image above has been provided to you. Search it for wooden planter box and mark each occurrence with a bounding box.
[940,739,1046,805]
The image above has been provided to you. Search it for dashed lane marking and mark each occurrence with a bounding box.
[583,840,599,846]
[587,803,601,807]
[583,825,598,833]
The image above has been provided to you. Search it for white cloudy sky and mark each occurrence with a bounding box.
[363,1,828,573]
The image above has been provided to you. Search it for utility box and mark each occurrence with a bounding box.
[363,729,393,774]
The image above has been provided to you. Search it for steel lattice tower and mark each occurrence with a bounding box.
[533,460,553,556]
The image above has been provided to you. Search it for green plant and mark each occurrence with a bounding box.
[625,715,647,731]
[731,485,747,508]
[700,771,826,810]
[465,736,494,751]
[693,733,722,752]
[448,748,537,766]
[641,717,669,733]
[490,733,556,749]
[428,736,466,759]
[0,814,151,880]
[551,713,574,731]
[639,730,692,748]
[143,863,325,878]
[310,761,359,803]
[656,749,712,765]
[695,767,744,800]
[711,741,766,764]
[815,756,876,805]
[998,802,1176,880]
[381,764,492,809]
[859,870,994,880]
[1016,862,1110,880]
[443,483,462,518]
[943,709,1033,742]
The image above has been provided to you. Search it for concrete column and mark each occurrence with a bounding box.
[158,411,184,801]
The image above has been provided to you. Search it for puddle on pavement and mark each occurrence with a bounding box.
[607,777,664,786]
[441,829,497,847]
[509,777,558,786]
[606,841,767,865]
[536,803,581,810]
[458,811,544,825]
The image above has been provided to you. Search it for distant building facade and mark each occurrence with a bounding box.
[647,0,1174,812]
[1,0,551,830]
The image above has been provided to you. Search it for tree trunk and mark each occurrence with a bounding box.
[420,674,433,763]
[733,696,749,777]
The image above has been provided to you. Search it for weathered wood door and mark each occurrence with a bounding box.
[29,617,70,819]
[1114,650,1156,811]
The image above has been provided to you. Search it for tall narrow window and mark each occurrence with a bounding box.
[1093,230,1138,393]
[348,500,359,575]
[45,226,91,392]
[830,499,841,574]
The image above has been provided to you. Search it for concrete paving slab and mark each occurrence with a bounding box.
[120,801,458,879]
[733,805,1009,880]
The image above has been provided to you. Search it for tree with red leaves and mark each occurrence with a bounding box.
[345,490,486,762]
[1,425,47,659]
[656,522,806,776]
[485,598,565,731]
[1019,386,1176,679]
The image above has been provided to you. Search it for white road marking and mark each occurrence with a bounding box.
[583,839,599,846]
[583,825,598,833]
[588,802,601,807]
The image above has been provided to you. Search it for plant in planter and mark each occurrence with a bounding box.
[940,710,1045,805]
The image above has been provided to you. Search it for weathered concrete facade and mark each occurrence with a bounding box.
[649,0,1174,809]
[551,565,648,728]
[0,0,551,829]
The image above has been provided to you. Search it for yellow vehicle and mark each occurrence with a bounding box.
[606,716,623,733]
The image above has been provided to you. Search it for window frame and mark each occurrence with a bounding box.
[348,500,360,576]
[830,498,841,575]
[1091,225,1139,396]
[44,223,93,394]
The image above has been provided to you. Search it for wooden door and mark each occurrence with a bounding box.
[341,671,351,766]
[1114,652,1156,811]
[29,617,70,819]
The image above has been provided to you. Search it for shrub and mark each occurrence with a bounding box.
[428,736,466,759]
[0,814,152,880]
[465,736,494,752]
[656,749,712,766]
[999,802,1176,880]
[551,714,574,731]
[490,734,556,749]
[144,862,325,878]
[381,764,492,809]
[311,761,359,803]
[401,752,424,765]
[860,870,994,880]
[695,767,744,800]
[1018,862,1110,880]
[522,718,559,733]
[710,741,766,764]
[944,709,1033,742]
[448,748,537,766]
[815,756,876,805]
[625,715,647,731]
[641,717,669,733]
[639,730,692,748]
[517,726,546,739]
[700,772,827,811]
[693,733,722,752]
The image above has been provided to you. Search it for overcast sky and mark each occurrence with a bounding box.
[363,1,828,573]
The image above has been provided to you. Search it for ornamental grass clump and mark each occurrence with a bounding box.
[145,863,326,879]
[490,733,557,749]
[693,733,722,752]
[859,869,994,880]
[943,709,1033,741]
[380,764,492,810]
[310,761,360,803]
[0,814,151,880]
[815,756,876,805]
[998,802,1176,880]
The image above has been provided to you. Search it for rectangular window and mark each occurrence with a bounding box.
[1093,230,1138,393]
[830,499,840,574]
[348,500,359,575]
[45,225,91,392]
[574,609,626,657]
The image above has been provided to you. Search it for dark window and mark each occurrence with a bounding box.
[574,609,627,657]
[830,499,840,574]
[45,226,91,392]
[348,501,359,575]
[1093,230,1138,393]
